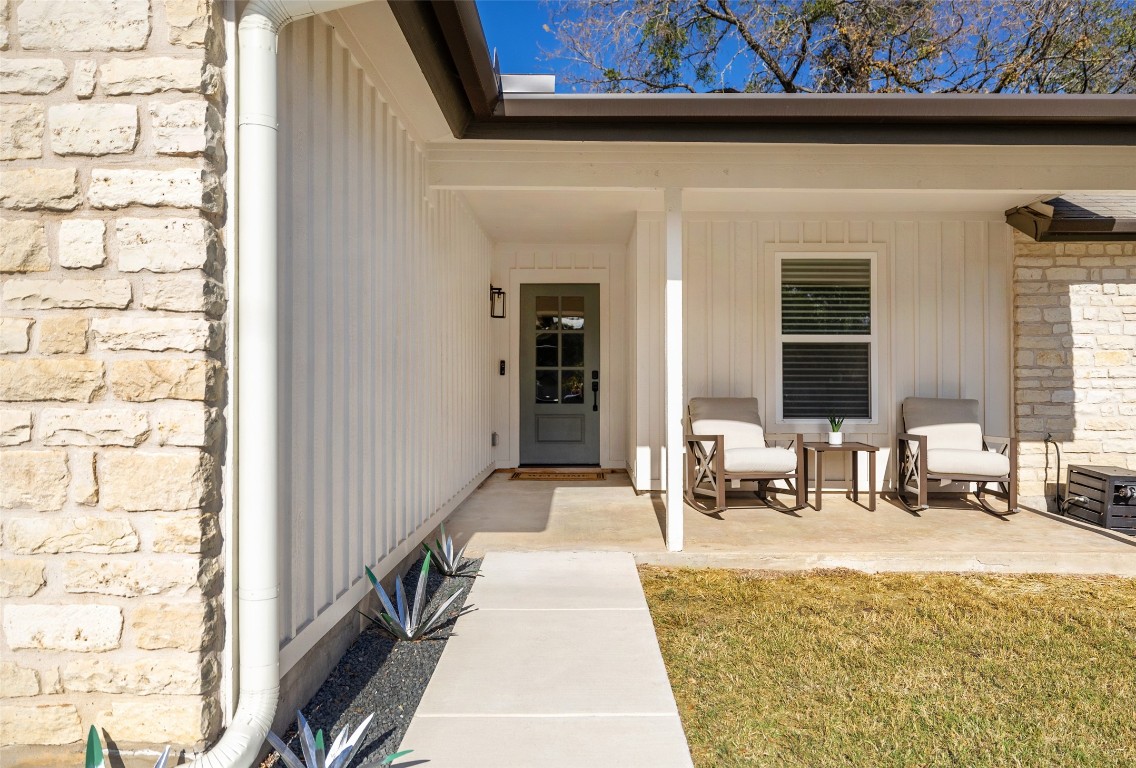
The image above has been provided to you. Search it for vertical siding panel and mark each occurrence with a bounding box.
[380,104,394,555]
[961,221,986,411]
[916,221,941,396]
[366,85,378,569]
[756,220,777,421]
[329,39,348,599]
[732,222,753,397]
[683,220,704,396]
[892,221,918,412]
[802,220,823,243]
[310,23,332,617]
[281,22,299,636]
[710,220,732,395]
[939,221,964,398]
[348,63,364,581]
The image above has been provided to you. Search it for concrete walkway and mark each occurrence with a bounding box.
[398,551,694,767]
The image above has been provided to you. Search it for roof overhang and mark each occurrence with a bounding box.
[390,0,1136,145]
[1006,195,1136,241]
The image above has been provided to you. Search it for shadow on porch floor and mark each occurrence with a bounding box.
[445,470,1136,575]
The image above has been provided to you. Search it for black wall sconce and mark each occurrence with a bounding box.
[490,285,506,318]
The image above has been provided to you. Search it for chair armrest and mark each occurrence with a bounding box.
[983,435,1017,456]
[685,433,720,443]
[764,432,798,449]
[897,432,927,458]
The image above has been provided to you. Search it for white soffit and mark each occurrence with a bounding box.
[459,188,1074,245]
[333,2,455,144]
[682,189,1055,215]
[462,189,661,244]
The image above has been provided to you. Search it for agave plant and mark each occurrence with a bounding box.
[85,725,170,768]
[362,553,464,641]
[267,710,410,768]
[422,523,469,577]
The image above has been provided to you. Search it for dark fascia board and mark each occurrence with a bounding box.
[388,0,473,137]
[396,0,1136,144]
[463,119,1136,145]
[501,93,1136,123]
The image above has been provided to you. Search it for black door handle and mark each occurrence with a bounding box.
[591,378,599,411]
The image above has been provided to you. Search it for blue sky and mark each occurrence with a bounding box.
[476,0,560,76]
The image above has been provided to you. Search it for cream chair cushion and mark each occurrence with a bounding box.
[724,447,799,474]
[902,397,983,451]
[689,397,766,451]
[926,449,1010,478]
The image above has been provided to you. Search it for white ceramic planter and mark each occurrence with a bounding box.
[828,431,844,446]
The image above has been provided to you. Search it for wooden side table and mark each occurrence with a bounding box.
[802,441,879,511]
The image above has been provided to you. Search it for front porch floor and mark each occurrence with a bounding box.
[447,471,1136,575]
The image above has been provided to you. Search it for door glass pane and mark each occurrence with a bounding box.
[562,333,584,367]
[535,333,558,367]
[535,370,558,403]
[560,296,585,330]
[561,370,585,404]
[535,296,559,330]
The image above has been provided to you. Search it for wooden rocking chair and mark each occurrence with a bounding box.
[897,397,1018,515]
[684,397,806,515]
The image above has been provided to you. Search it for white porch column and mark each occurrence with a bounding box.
[663,188,684,552]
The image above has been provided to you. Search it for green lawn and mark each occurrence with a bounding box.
[640,568,1136,768]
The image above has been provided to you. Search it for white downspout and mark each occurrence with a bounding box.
[190,2,371,767]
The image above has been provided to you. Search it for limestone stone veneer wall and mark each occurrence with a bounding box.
[1013,231,1136,511]
[0,0,226,753]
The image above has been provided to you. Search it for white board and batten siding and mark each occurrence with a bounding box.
[627,213,1013,490]
[276,17,494,673]
[491,244,629,469]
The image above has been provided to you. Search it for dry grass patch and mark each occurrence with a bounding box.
[640,568,1136,768]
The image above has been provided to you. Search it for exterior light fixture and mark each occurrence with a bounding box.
[490,285,506,318]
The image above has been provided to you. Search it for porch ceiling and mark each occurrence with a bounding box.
[460,188,1070,245]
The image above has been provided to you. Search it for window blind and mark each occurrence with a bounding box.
[779,256,873,420]
[781,258,871,335]
[782,342,871,419]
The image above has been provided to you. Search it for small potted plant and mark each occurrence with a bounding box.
[827,415,844,446]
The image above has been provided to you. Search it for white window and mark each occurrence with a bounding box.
[775,252,877,423]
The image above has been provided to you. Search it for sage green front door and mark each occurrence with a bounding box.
[520,284,601,465]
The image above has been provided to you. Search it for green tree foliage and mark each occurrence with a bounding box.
[547,0,1136,93]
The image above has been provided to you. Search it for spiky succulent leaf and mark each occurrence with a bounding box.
[357,749,414,767]
[85,726,105,768]
[394,577,409,628]
[441,523,453,561]
[313,729,326,768]
[266,731,306,768]
[153,746,171,768]
[327,713,374,768]
[297,711,319,768]
[419,588,465,636]
[367,571,400,626]
[411,552,431,630]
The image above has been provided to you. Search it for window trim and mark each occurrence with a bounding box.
[772,248,881,427]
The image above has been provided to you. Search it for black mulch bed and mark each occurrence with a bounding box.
[263,556,481,768]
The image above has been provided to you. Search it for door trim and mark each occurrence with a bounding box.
[508,269,612,468]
